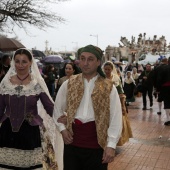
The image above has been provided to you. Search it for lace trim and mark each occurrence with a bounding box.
[0,147,42,167]
[0,167,42,170]
[0,75,44,96]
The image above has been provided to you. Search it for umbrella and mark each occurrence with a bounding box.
[0,51,4,58]
[0,37,25,52]
[32,49,46,59]
[42,55,64,64]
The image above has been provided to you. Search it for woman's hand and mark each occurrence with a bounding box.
[57,115,67,125]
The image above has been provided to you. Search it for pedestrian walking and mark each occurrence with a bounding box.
[103,61,133,146]
[153,58,168,115]
[139,63,154,110]
[157,57,170,126]
[123,71,136,105]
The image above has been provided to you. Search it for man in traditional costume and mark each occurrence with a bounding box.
[53,45,122,170]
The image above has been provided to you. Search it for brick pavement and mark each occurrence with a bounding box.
[108,96,170,170]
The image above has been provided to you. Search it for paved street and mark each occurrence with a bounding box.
[109,95,170,170]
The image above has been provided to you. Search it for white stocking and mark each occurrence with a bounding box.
[158,102,162,112]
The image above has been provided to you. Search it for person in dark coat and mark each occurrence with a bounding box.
[157,57,170,126]
[45,64,56,98]
[139,63,154,110]
[0,55,11,82]
[153,58,168,115]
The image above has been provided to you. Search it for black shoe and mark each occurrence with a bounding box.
[157,112,161,115]
[164,121,170,126]
[142,107,147,110]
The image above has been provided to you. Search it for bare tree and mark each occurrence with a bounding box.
[0,0,66,33]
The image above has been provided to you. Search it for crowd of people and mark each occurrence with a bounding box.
[123,57,170,127]
[0,46,170,170]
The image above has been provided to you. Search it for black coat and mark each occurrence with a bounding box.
[0,64,10,82]
[153,64,167,90]
[139,70,154,89]
[157,65,170,88]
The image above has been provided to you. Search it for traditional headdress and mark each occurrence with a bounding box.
[77,45,106,78]
[124,71,135,84]
[102,61,120,86]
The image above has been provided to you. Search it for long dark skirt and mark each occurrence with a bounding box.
[123,82,135,102]
[0,118,43,170]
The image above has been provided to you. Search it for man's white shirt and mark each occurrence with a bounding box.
[53,75,122,149]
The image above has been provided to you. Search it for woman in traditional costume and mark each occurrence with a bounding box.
[58,63,76,86]
[103,61,133,146]
[132,67,139,95]
[123,71,136,105]
[56,62,80,94]
[0,48,62,169]
[132,67,139,85]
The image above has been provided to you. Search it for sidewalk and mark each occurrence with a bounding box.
[109,96,170,170]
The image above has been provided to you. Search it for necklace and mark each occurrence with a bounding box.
[17,74,29,85]
[15,74,29,97]
[15,85,23,98]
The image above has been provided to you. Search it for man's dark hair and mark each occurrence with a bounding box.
[2,55,10,63]
[146,63,151,66]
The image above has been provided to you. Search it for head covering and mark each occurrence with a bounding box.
[77,45,105,78]
[125,71,135,84]
[77,45,103,60]
[0,48,53,101]
[0,48,63,170]
[102,61,120,85]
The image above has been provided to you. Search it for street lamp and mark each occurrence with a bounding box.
[90,34,98,46]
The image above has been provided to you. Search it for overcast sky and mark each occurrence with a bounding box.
[14,0,170,52]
